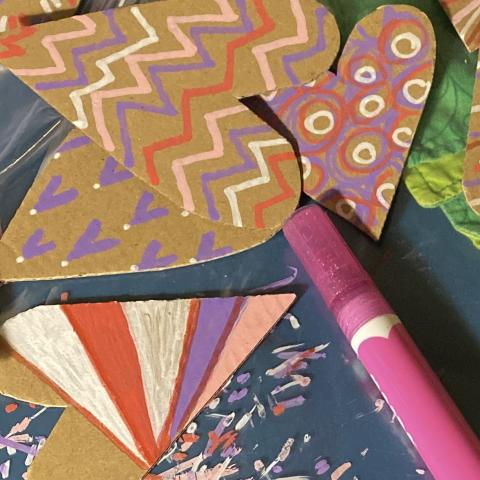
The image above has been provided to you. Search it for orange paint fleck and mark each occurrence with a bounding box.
[181,433,199,443]
[29,403,38,409]
[172,452,187,461]
[5,403,18,413]
[273,404,285,416]
[331,462,352,480]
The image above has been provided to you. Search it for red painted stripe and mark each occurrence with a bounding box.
[62,302,158,465]
[156,299,201,453]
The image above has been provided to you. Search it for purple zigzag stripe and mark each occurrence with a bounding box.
[201,124,271,221]
[283,6,328,85]
[121,0,251,167]
[35,10,125,90]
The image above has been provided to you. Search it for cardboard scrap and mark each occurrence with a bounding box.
[0,0,344,280]
[0,0,79,38]
[265,5,436,239]
[0,294,295,479]
[439,0,480,51]
[463,61,480,214]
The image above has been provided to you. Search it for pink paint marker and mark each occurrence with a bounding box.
[284,205,480,480]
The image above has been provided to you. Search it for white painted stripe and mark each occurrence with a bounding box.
[69,6,158,130]
[0,305,143,462]
[224,138,289,227]
[0,16,8,34]
[122,299,190,440]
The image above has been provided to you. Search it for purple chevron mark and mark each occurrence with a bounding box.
[67,219,120,261]
[57,135,92,153]
[201,124,270,220]
[137,240,177,271]
[99,156,133,187]
[195,231,232,261]
[34,175,78,213]
[35,10,125,90]
[283,6,328,86]
[129,191,168,226]
[121,0,251,167]
[22,229,56,260]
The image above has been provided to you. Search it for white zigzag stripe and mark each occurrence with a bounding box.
[69,6,158,130]
[224,138,289,227]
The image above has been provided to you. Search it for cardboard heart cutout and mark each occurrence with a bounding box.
[266,4,436,238]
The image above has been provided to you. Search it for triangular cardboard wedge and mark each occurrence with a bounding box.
[265,5,435,238]
[439,0,480,52]
[0,293,295,478]
[0,0,340,228]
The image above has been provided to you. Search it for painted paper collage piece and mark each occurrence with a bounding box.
[265,5,435,238]
[439,0,480,51]
[0,294,294,478]
[0,1,436,280]
[0,394,64,480]
[0,0,79,38]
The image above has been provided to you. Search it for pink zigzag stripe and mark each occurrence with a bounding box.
[252,0,308,91]
[11,16,96,77]
[91,0,238,152]
[171,104,248,213]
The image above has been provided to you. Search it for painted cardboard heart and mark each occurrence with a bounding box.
[266,5,436,238]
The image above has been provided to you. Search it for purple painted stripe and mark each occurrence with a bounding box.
[57,135,91,153]
[121,0,251,167]
[0,435,34,455]
[283,7,328,85]
[464,177,480,188]
[168,297,238,439]
[201,124,271,221]
[35,10,125,90]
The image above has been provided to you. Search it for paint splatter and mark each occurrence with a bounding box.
[330,462,352,480]
[315,458,330,475]
[228,388,248,403]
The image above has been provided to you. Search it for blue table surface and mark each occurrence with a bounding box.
[0,1,479,477]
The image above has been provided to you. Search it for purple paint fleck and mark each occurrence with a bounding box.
[228,388,248,403]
